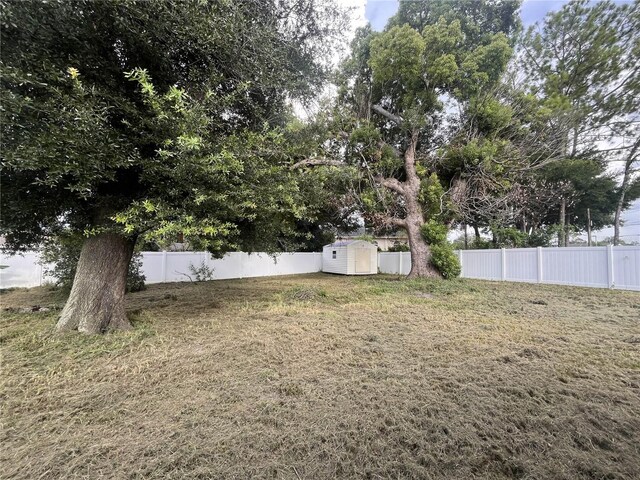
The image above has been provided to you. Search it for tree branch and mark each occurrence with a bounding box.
[372,213,407,229]
[374,175,406,195]
[290,158,344,169]
[372,104,404,125]
[402,129,421,187]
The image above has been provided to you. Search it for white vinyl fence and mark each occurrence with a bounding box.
[379,246,640,291]
[1,246,638,291]
[0,251,322,289]
[0,252,54,289]
[141,252,322,283]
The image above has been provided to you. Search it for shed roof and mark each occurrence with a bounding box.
[324,240,373,248]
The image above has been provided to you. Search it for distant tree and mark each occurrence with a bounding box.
[539,159,620,241]
[387,0,521,46]
[298,2,520,277]
[440,79,566,242]
[520,0,640,245]
[0,0,345,333]
[613,138,640,245]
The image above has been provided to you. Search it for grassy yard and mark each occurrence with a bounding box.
[1,274,639,479]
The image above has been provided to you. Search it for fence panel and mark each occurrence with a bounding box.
[1,251,323,288]
[378,252,411,275]
[381,246,638,291]
[504,248,538,282]
[612,246,640,291]
[459,249,502,280]
[541,247,609,288]
[144,252,323,283]
[139,252,166,283]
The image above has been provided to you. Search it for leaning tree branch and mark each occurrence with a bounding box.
[373,213,407,229]
[372,104,404,126]
[290,157,345,169]
[374,175,406,195]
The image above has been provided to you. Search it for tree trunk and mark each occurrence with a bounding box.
[559,198,566,247]
[57,233,136,334]
[368,119,442,279]
[405,208,440,279]
[473,224,480,240]
[587,208,592,246]
[614,196,624,246]
[463,224,468,250]
[402,130,441,279]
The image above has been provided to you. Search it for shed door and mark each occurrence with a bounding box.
[354,248,371,273]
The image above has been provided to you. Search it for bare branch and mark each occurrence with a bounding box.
[290,158,344,169]
[372,104,404,125]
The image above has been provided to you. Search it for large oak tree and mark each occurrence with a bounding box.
[0,0,345,333]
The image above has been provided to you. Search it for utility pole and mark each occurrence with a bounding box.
[559,198,566,247]
[587,208,592,246]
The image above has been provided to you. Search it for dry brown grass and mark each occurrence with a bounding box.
[1,274,639,479]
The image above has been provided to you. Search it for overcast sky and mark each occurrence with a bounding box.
[363,0,565,29]
[351,0,639,242]
[362,0,633,30]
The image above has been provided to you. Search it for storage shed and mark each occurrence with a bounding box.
[322,240,378,275]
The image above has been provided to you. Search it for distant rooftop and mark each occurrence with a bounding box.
[325,240,372,247]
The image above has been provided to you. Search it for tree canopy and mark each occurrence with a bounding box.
[298,0,523,277]
[517,0,640,245]
[1,0,346,254]
[308,0,638,258]
[0,0,347,332]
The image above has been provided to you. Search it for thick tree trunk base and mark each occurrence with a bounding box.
[56,233,135,334]
[405,213,442,279]
[407,259,441,279]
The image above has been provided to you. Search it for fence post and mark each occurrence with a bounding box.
[398,252,403,275]
[607,245,614,288]
[501,248,506,281]
[536,247,543,283]
[457,250,463,277]
[161,251,167,283]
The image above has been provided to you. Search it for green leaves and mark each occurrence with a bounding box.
[521,0,638,144]
[420,220,448,244]
[1,0,348,253]
[369,25,426,110]
[427,54,459,88]
[421,218,460,279]
[366,14,513,118]
[458,33,512,95]
[1,63,138,199]
[429,243,461,279]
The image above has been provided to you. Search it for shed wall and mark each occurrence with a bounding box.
[322,246,348,274]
